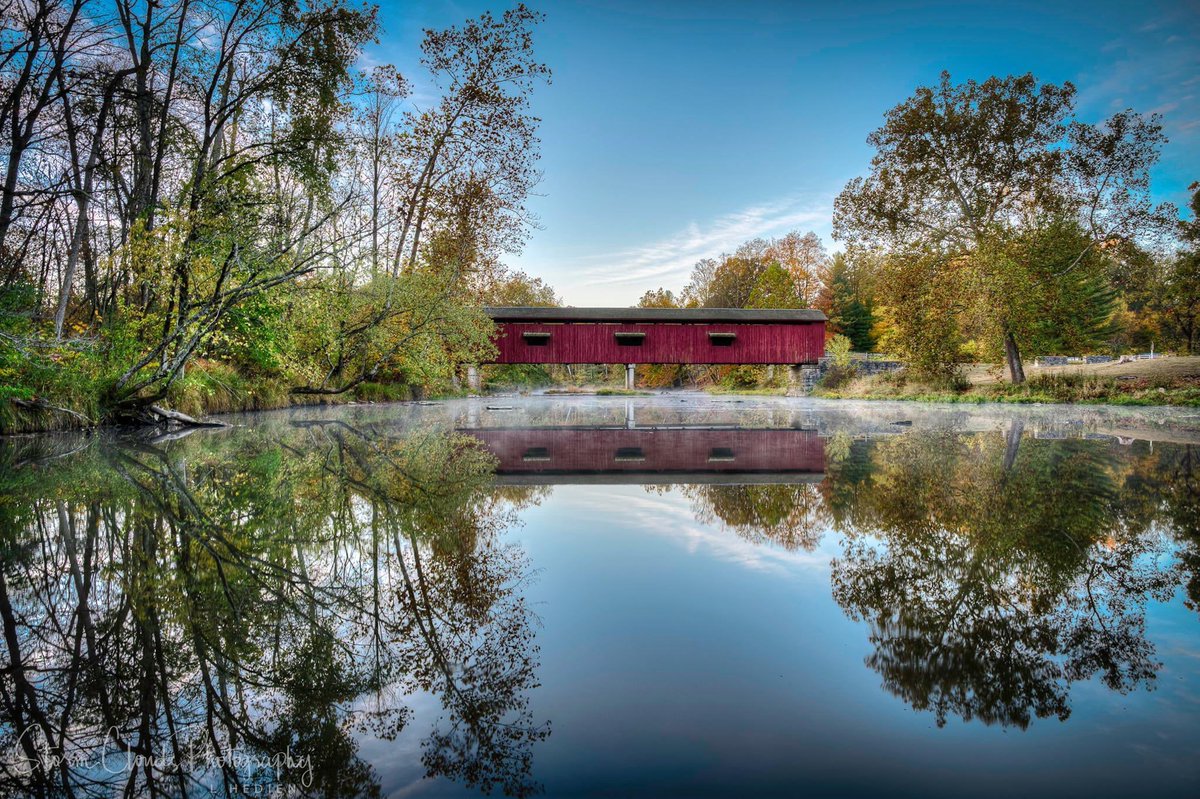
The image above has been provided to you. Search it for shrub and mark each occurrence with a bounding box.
[820,364,856,390]
[827,334,853,369]
[721,365,767,389]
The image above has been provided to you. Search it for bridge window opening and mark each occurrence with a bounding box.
[614,331,646,346]
[708,331,737,346]
[614,447,646,462]
[522,447,551,462]
[708,447,736,462]
[522,331,552,346]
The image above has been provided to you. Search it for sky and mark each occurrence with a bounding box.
[367,0,1200,306]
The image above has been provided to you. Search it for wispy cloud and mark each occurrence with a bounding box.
[566,485,835,577]
[1078,11,1200,139]
[573,195,832,292]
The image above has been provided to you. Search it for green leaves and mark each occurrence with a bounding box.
[835,72,1176,380]
[747,263,801,309]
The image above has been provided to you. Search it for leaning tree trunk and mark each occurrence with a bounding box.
[1004,330,1026,384]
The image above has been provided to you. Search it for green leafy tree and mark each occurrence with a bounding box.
[747,263,802,309]
[834,72,1174,382]
[480,269,561,307]
[1155,250,1200,353]
[1149,183,1200,353]
[703,254,768,308]
[873,249,970,381]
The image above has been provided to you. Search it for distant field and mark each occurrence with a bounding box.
[966,356,1200,385]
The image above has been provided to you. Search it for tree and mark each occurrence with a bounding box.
[1152,182,1200,353]
[872,249,970,381]
[637,287,678,308]
[747,263,801,309]
[834,72,1174,383]
[765,231,828,305]
[0,1,551,424]
[288,5,550,398]
[480,268,560,307]
[389,5,549,277]
[699,253,768,308]
[1155,250,1200,353]
[0,0,85,255]
[680,258,719,307]
[823,252,877,351]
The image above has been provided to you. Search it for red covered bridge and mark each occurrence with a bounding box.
[483,307,826,378]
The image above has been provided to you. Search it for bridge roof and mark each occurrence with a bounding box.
[484,306,826,324]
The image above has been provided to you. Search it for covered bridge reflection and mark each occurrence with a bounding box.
[461,426,826,485]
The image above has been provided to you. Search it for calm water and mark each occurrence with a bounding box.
[1,396,1198,798]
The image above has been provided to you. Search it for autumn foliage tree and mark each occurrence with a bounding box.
[834,72,1174,383]
[0,2,550,425]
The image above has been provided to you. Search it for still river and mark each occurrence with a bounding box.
[1,395,1198,798]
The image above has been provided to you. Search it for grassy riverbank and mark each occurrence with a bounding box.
[9,356,1200,436]
[814,357,1200,407]
[0,357,450,436]
[703,387,790,396]
[542,387,653,396]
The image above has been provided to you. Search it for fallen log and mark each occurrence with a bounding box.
[146,404,228,428]
[108,401,229,430]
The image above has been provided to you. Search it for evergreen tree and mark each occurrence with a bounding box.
[826,253,877,351]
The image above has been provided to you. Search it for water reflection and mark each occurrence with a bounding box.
[464,414,1200,732]
[462,426,824,483]
[1,400,1198,797]
[0,422,548,798]
[823,423,1197,729]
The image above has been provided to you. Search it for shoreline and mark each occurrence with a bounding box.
[6,389,1199,443]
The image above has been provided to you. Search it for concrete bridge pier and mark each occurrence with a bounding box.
[466,365,481,393]
[625,364,636,390]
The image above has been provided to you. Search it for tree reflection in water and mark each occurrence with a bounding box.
[823,426,1199,729]
[652,424,1199,729]
[674,483,827,552]
[3,413,1199,797]
[0,422,549,798]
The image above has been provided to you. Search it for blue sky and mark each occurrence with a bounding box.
[368,0,1200,305]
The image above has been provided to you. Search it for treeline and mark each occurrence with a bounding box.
[0,1,549,428]
[638,74,1199,385]
[638,230,878,350]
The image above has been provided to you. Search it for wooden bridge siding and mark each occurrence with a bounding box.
[465,428,825,474]
[488,322,825,365]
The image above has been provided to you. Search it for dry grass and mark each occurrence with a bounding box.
[816,356,1200,407]
[967,356,1200,385]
